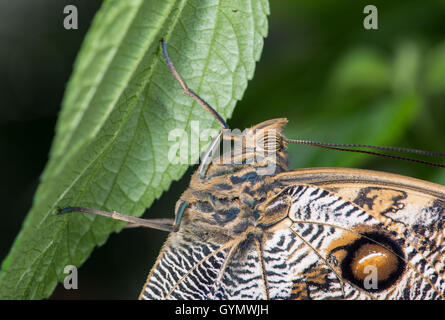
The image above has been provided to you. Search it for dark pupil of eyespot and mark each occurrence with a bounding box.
[340,232,405,292]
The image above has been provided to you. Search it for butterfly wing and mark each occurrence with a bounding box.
[140,235,229,299]
[263,168,445,299]
[140,168,444,300]
[140,227,276,299]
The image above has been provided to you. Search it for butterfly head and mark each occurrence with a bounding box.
[197,118,290,181]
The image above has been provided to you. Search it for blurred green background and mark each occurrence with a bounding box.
[1,0,445,299]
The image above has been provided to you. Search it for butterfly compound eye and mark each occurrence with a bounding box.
[255,129,282,153]
[340,232,406,292]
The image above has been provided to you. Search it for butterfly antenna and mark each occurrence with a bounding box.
[284,138,445,168]
[160,39,228,129]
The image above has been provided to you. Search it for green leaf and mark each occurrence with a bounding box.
[0,0,269,299]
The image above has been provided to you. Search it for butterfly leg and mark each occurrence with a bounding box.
[58,207,177,232]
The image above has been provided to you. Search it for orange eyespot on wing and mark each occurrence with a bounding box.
[350,244,399,281]
[337,232,405,293]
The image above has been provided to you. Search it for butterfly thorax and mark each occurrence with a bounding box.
[172,118,290,246]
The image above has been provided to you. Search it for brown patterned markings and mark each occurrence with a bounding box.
[353,187,407,215]
[305,266,332,285]
[256,189,291,227]
[431,199,445,229]
[291,281,309,299]
[291,264,338,299]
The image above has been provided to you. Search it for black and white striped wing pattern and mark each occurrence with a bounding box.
[141,237,226,299]
[140,184,445,300]
[141,236,273,299]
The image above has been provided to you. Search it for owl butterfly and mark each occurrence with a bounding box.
[61,40,445,300]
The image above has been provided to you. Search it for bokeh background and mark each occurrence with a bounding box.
[1,0,445,299]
